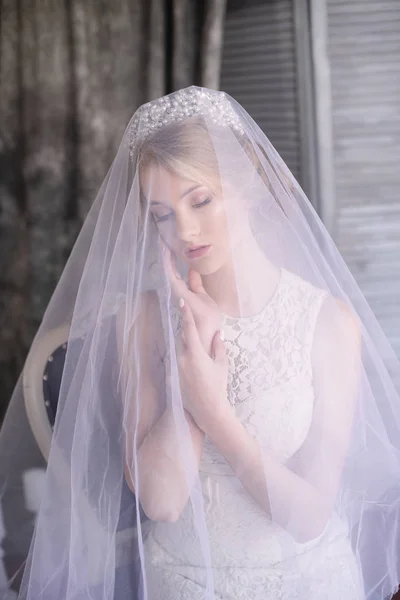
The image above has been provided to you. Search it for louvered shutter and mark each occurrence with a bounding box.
[327,0,400,356]
[220,0,301,180]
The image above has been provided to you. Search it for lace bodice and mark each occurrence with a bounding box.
[202,268,328,471]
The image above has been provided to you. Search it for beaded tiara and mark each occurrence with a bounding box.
[128,86,244,156]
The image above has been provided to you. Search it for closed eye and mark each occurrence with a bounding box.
[154,197,212,224]
[194,197,212,209]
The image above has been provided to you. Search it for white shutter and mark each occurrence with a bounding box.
[221,0,301,180]
[327,0,400,355]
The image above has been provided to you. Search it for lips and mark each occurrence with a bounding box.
[185,245,211,259]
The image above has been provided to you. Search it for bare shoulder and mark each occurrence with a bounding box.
[313,294,362,366]
[317,295,360,338]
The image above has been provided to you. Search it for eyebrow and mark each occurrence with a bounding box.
[149,184,203,206]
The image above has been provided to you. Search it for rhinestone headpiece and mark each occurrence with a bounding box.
[128,86,244,156]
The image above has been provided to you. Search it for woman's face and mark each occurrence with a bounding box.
[141,164,248,276]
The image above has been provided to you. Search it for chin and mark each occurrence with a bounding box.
[184,256,226,276]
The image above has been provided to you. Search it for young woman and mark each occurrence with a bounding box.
[1,87,400,600]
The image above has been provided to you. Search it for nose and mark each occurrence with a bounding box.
[174,209,200,242]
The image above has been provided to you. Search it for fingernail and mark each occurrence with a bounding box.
[179,298,185,309]
[220,329,225,342]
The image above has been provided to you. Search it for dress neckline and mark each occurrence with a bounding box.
[222,268,286,325]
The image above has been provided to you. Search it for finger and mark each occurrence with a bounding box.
[163,246,190,300]
[211,330,228,364]
[179,298,201,353]
[188,268,206,295]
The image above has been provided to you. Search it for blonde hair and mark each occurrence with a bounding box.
[137,118,221,193]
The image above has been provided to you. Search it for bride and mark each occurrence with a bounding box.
[1,86,400,600]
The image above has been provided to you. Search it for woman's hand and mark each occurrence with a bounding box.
[177,298,231,434]
[162,245,222,354]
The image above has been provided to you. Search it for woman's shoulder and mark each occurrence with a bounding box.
[280,269,329,315]
[314,294,361,352]
[283,270,359,327]
[281,269,360,346]
[283,272,362,362]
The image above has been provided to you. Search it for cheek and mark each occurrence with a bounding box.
[204,202,230,238]
[209,198,245,244]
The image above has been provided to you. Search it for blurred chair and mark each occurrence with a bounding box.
[22,322,142,597]
[23,324,70,461]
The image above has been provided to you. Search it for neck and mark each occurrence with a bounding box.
[201,236,280,318]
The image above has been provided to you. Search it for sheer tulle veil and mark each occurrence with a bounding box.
[0,86,400,600]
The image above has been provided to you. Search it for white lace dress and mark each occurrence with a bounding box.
[143,269,364,600]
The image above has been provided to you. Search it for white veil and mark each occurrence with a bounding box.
[1,86,400,600]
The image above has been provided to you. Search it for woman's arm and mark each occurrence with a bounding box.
[134,407,204,522]
[116,292,205,523]
[204,297,361,542]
